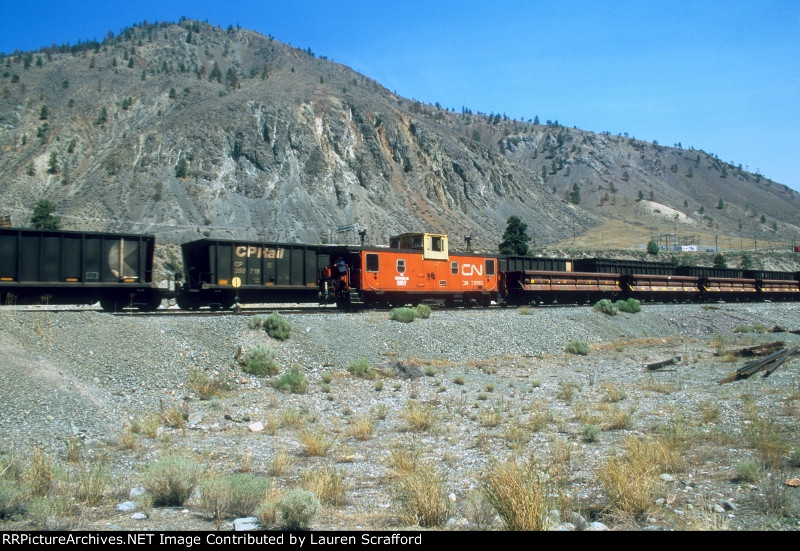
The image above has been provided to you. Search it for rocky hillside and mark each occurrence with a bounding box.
[1,20,798,253]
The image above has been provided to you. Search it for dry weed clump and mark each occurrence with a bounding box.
[481,458,550,531]
[348,415,375,441]
[391,461,450,528]
[596,435,681,522]
[742,416,790,469]
[400,401,437,432]
[299,430,336,457]
[301,466,348,507]
[187,368,231,400]
[387,446,421,478]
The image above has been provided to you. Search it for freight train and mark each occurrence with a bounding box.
[1,227,798,311]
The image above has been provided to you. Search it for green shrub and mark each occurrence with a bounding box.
[142,454,201,507]
[224,474,269,518]
[593,299,618,315]
[390,307,416,323]
[247,315,265,330]
[277,489,321,530]
[565,340,590,356]
[615,298,641,313]
[0,479,26,519]
[264,312,291,340]
[583,424,600,443]
[242,345,280,377]
[735,460,760,483]
[348,358,377,379]
[271,365,308,394]
[414,304,432,319]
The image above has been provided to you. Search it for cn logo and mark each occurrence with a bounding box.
[461,264,483,276]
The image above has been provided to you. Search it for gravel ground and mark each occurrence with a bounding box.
[0,302,799,531]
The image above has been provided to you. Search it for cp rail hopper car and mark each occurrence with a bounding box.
[176,238,334,310]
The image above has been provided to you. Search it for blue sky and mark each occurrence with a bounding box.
[2,0,799,192]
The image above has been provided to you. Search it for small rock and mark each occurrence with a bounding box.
[129,487,145,498]
[233,517,260,531]
[116,501,137,512]
[660,473,675,483]
[586,521,609,531]
[130,512,147,520]
[713,504,725,514]
[248,422,264,432]
[554,523,575,531]
[188,412,203,425]
[721,500,737,511]
[448,492,457,502]
[568,512,588,531]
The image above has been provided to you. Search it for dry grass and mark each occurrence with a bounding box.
[348,415,375,441]
[601,382,627,403]
[596,435,681,522]
[481,458,550,531]
[391,461,449,528]
[301,466,348,507]
[742,417,790,469]
[268,449,292,477]
[299,430,336,457]
[187,368,230,400]
[386,445,421,478]
[600,404,635,430]
[400,401,437,432]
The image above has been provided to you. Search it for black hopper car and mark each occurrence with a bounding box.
[0,227,160,311]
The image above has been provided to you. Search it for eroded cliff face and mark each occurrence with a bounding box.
[1,21,797,251]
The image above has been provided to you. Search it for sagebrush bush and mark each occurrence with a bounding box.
[271,365,308,394]
[414,304,431,319]
[616,298,641,313]
[247,315,265,330]
[390,307,416,323]
[142,454,201,507]
[242,344,280,377]
[264,312,291,340]
[224,474,269,518]
[565,340,589,356]
[348,358,377,379]
[593,298,618,316]
[277,489,321,530]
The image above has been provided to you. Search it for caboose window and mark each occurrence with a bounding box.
[451,261,458,275]
[396,259,406,273]
[366,253,379,272]
[411,236,423,248]
[485,259,496,276]
[431,236,443,251]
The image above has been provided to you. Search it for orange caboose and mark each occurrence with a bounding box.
[319,233,499,308]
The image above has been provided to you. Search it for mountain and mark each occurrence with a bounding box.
[1,20,798,256]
